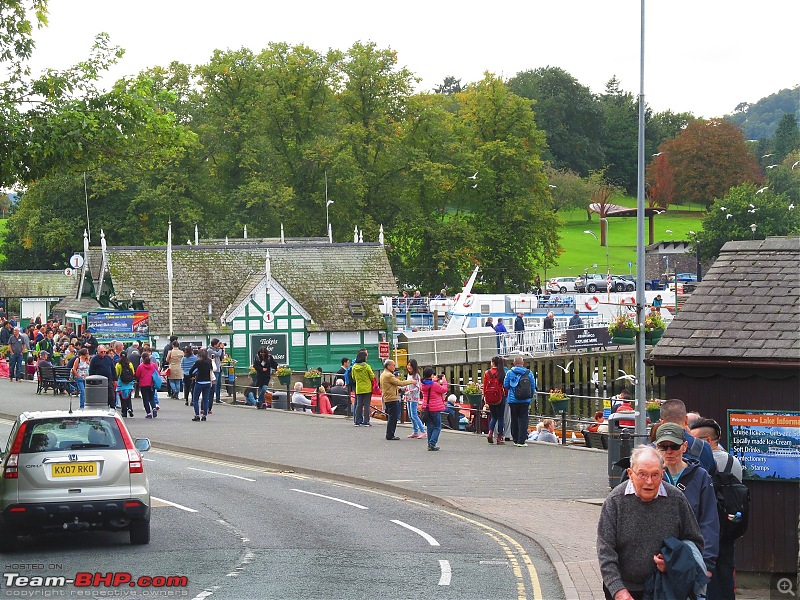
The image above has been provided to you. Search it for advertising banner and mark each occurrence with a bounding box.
[87,311,149,342]
[566,327,611,350]
[728,410,800,482]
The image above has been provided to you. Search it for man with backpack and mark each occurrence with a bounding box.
[660,399,717,476]
[690,419,749,600]
[503,355,536,447]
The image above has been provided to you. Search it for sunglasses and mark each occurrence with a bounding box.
[657,442,683,452]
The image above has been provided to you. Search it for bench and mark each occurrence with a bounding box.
[582,430,609,449]
[53,366,75,395]
[36,365,57,395]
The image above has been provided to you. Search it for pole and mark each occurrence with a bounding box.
[83,172,91,243]
[634,0,647,440]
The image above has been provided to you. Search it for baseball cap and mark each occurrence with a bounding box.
[655,422,685,446]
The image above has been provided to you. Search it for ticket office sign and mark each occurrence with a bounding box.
[728,410,800,482]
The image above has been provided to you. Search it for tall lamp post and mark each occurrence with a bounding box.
[750,223,757,239]
[634,0,647,439]
[583,228,610,273]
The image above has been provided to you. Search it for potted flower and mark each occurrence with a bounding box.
[609,315,637,344]
[303,369,322,389]
[549,388,569,414]
[644,313,667,345]
[275,366,292,386]
[646,400,661,422]
[462,381,482,408]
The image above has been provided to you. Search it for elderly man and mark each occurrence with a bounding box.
[328,378,351,415]
[8,326,26,381]
[89,345,117,408]
[597,445,705,600]
[379,359,414,441]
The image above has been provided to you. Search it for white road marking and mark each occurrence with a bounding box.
[290,488,368,509]
[188,467,256,481]
[142,457,155,462]
[438,559,452,586]
[151,496,199,513]
[390,519,440,546]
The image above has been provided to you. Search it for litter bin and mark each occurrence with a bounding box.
[85,375,109,407]
[223,360,237,396]
[270,391,288,410]
[607,412,637,488]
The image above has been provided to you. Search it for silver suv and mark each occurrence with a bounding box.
[575,274,635,293]
[0,409,151,551]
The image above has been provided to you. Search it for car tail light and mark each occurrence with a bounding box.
[3,421,28,479]
[114,416,144,474]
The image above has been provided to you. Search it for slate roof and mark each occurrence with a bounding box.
[651,237,800,363]
[0,270,78,298]
[50,296,103,315]
[92,243,397,335]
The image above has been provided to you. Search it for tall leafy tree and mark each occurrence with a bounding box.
[658,119,763,206]
[508,67,604,176]
[455,74,560,291]
[773,113,800,161]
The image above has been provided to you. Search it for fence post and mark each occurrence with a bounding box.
[561,410,567,446]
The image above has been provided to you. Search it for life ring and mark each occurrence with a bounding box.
[462,294,474,307]
[619,296,636,306]
[585,296,599,310]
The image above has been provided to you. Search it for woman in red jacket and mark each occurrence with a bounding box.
[419,366,448,452]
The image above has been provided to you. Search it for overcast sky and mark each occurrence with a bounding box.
[27,0,798,119]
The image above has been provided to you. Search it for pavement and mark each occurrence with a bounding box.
[0,379,769,599]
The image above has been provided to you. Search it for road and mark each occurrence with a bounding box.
[0,420,562,600]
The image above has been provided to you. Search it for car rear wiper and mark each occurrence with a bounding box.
[68,443,111,449]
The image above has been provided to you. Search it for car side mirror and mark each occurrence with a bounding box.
[134,438,151,453]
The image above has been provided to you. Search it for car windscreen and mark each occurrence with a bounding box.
[21,416,125,453]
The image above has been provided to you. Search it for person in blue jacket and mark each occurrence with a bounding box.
[655,423,719,582]
[503,355,536,447]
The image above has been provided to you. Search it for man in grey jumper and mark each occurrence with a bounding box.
[597,445,704,600]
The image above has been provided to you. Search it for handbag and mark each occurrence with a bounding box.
[164,367,171,378]
[151,368,163,390]
[419,386,431,423]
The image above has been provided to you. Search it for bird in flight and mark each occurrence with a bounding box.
[665,229,673,234]
[726,214,734,219]
[471,183,478,189]
[556,361,574,374]
[792,161,799,170]
[790,204,795,210]
[749,203,755,208]
[762,153,774,158]
[756,187,768,194]
[548,184,557,188]
[720,206,727,212]
[766,164,779,169]
[748,208,758,214]
[653,152,663,157]
[616,369,637,383]
[468,171,478,180]
[654,210,665,215]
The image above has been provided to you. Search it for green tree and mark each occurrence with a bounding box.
[773,113,800,161]
[543,165,591,213]
[698,184,799,260]
[455,74,560,291]
[508,67,604,176]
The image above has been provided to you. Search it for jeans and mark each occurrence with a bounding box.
[183,375,194,401]
[118,388,132,415]
[354,393,372,425]
[385,400,401,439]
[169,378,182,397]
[140,385,155,415]
[707,540,735,600]
[426,411,442,448]
[509,402,530,444]
[193,382,212,416]
[8,353,23,380]
[488,400,506,435]
[75,378,86,409]
[213,374,222,403]
[107,382,116,409]
[503,401,512,439]
[407,400,424,433]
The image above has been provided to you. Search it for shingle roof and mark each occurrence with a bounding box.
[651,237,800,362]
[97,243,397,335]
[0,270,78,298]
[50,296,103,315]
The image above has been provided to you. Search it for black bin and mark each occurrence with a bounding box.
[85,375,109,407]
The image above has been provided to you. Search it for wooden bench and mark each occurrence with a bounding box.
[53,366,75,395]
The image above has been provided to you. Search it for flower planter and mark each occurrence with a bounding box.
[647,408,661,422]
[277,374,292,387]
[303,376,321,389]
[463,393,482,408]
[550,399,569,413]
[645,328,664,346]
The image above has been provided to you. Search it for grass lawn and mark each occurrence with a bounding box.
[549,200,705,277]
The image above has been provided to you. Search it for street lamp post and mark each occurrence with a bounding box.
[583,227,610,274]
[750,223,757,239]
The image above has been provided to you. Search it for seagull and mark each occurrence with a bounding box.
[548,184,557,188]
[555,361,574,374]
[766,164,779,169]
[654,210,665,215]
[748,208,758,213]
[689,230,696,235]
[762,153,774,158]
[792,161,799,170]
[468,171,478,180]
[471,183,478,189]
[790,204,795,210]
[616,374,637,383]
[756,187,768,194]
[653,152,663,157]
[665,229,673,234]
[720,206,727,212]
[749,203,755,208]
[726,214,733,219]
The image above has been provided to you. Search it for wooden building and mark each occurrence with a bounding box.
[649,237,800,574]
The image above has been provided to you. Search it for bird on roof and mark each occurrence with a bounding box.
[756,187,768,194]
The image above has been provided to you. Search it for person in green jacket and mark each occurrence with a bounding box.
[350,349,375,426]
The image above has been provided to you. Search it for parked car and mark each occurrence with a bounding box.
[546,277,578,294]
[675,272,698,283]
[575,274,634,293]
[0,409,151,551]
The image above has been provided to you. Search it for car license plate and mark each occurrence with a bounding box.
[52,462,97,477]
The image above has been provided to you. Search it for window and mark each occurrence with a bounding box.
[23,417,124,453]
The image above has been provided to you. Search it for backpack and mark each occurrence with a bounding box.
[483,368,504,405]
[514,369,532,401]
[687,435,717,476]
[713,455,750,541]
[119,364,135,384]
